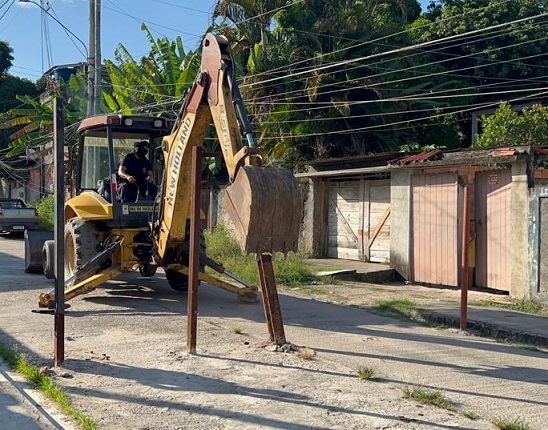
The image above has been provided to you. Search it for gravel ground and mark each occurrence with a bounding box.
[0,234,547,430]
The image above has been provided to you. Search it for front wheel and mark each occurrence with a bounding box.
[42,240,55,279]
[139,263,157,277]
[165,269,188,292]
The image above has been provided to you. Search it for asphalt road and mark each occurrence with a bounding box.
[0,233,547,430]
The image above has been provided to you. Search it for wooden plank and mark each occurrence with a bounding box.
[369,206,391,248]
[362,180,370,261]
[327,181,361,260]
[330,198,359,245]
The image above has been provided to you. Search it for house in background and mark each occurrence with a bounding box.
[298,146,548,302]
[296,154,394,263]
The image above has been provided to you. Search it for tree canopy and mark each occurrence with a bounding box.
[0,40,13,76]
[475,102,548,148]
[2,1,548,168]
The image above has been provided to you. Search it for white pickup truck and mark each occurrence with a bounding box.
[0,199,38,233]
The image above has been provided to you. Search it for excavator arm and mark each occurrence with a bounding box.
[153,34,300,264]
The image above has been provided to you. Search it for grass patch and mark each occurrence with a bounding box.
[471,298,547,316]
[205,224,320,287]
[357,367,375,380]
[0,343,96,430]
[462,410,479,420]
[492,417,535,430]
[232,325,244,334]
[376,299,424,321]
[402,386,455,411]
[296,347,315,360]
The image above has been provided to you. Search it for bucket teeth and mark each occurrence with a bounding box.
[223,166,301,255]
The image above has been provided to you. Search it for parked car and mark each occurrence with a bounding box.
[0,199,38,233]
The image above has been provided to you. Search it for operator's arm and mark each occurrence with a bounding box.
[118,157,136,183]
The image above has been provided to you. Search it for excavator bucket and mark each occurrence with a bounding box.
[222,166,301,255]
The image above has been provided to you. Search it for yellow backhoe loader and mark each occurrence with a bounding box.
[35,33,301,308]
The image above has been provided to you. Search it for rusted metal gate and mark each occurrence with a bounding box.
[474,169,512,291]
[327,179,390,262]
[411,172,459,286]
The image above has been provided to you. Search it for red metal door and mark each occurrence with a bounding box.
[412,173,459,286]
[474,169,512,291]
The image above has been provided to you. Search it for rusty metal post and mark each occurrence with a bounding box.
[53,94,65,365]
[257,254,286,345]
[187,146,202,354]
[460,185,471,331]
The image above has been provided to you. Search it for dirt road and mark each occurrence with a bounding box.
[0,235,546,430]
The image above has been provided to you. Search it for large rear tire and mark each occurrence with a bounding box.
[64,219,100,283]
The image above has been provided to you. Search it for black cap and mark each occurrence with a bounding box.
[134,140,150,150]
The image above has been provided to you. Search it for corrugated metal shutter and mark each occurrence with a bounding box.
[412,173,459,286]
[475,169,512,291]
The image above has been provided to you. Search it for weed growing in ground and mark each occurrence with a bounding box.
[0,343,96,430]
[402,386,455,411]
[357,367,375,380]
[232,325,243,334]
[462,410,479,420]
[297,347,315,360]
[492,416,535,430]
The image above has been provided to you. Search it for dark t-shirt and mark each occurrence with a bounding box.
[120,153,152,185]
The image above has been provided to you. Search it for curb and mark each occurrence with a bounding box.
[422,310,548,348]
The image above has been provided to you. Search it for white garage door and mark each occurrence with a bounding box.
[327,179,390,262]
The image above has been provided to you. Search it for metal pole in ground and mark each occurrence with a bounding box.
[53,94,65,365]
[257,254,286,346]
[460,185,470,331]
[187,146,202,354]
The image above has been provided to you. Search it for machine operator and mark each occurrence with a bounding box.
[118,141,157,202]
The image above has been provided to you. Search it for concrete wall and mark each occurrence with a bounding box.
[510,160,531,298]
[389,169,412,279]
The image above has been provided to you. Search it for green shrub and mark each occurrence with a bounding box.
[204,224,318,287]
[35,195,54,231]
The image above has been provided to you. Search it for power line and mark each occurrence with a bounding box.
[241,12,548,89]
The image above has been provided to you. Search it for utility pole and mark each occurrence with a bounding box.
[86,0,95,117]
[93,0,101,115]
[87,0,101,116]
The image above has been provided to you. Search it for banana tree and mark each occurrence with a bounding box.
[103,24,199,116]
[0,92,81,157]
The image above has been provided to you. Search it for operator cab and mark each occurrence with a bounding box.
[76,115,174,227]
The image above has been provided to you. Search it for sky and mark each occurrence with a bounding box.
[0,0,432,81]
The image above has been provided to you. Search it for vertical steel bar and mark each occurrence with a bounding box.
[53,95,65,365]
[460,185,471,331]
[187,146,202,354]
[257,254,286,345]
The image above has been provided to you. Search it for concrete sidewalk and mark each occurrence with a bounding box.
[0,361,66,430]
[307,258,548,348]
